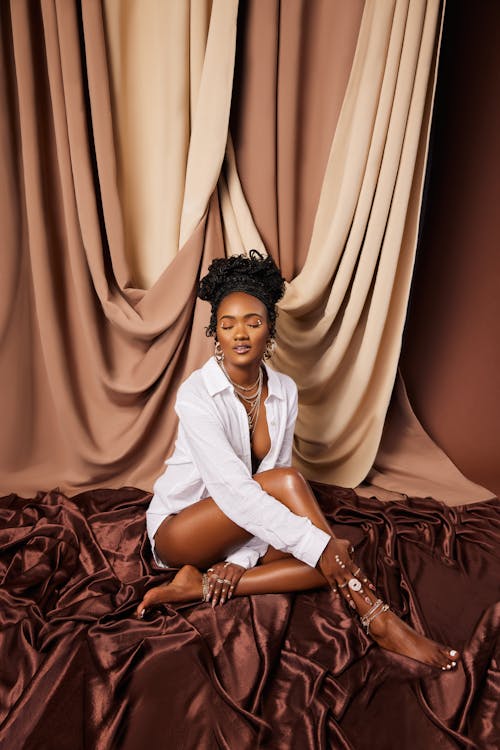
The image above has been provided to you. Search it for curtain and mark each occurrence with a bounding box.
[0,0,495,504]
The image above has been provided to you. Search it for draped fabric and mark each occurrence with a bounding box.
[1,1,500,747]
[3,0,494,502]
[1,485,499,749]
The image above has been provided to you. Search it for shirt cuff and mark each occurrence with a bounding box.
[225,547,261,569]
[293,521,330,568]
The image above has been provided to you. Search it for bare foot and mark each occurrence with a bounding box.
[367,609,460,671]
[135,565,203,618]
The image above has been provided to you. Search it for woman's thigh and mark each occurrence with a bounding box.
[153,497,252,569]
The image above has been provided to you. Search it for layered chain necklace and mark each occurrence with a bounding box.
[219,360,263,437]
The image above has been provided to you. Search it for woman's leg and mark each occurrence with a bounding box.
[138,468,459,670]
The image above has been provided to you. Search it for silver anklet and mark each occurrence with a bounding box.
[360,598,389,634]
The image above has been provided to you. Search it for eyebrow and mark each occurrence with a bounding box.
[218,313,263,320]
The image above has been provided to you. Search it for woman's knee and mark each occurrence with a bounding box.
[254,466,310,508]
[256,466,306,491]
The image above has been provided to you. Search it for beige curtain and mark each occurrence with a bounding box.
[103,0,238,288]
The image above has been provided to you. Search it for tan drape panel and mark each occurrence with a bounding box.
[103,0,236,288]
[280,0,442,486]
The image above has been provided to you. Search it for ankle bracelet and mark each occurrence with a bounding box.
[360,599,389,634]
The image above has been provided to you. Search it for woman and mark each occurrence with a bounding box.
[137,251,459,671]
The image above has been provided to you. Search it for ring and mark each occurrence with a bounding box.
[339,582,348,589]
[348,578,362,592]
[216,578,225,583]
[223,578,231,584]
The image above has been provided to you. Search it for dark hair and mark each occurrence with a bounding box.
[198,249,286,338]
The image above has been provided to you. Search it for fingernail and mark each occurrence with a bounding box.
[139,608,145,619]
[449,649,458,657]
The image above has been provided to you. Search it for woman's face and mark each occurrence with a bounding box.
[216,292,270,369]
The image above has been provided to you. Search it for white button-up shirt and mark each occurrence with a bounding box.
[146,356,330,569]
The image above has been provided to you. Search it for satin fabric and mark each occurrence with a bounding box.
[1,485,498,749]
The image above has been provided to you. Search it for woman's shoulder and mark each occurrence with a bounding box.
[177,356,224,401]
[177,362,208,398]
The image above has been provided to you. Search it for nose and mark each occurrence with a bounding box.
[233,322,249,339]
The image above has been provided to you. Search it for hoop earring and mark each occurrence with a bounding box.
[263,337,276,360]
[214,340,224,363]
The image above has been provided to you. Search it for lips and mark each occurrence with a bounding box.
[233,345,251,354]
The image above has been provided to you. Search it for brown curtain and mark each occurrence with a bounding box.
[0,0,496,505]
[400,0,500,500]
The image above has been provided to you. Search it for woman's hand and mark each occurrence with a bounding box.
[317,537,357,593]
[205,561,246,607]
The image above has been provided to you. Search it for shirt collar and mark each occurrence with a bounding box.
[202,356,285,400]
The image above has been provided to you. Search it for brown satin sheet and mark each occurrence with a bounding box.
[1,485,499,749]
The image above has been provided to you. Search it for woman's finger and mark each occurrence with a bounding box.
[206,570,221,602]
[211,577,226,607]
[219,574,235,605]
[338,566,377,610]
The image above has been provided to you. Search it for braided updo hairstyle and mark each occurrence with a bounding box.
[198,249,286,338]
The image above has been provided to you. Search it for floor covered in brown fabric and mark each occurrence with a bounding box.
[1,485,499,750]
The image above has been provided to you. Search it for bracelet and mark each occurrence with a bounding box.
[360,599,389,634]
[202,573,209,602]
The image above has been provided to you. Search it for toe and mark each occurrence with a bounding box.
[439,647,460,671]
[135,585,168,617]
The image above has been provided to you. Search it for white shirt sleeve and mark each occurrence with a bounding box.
[275,381,298,468]
[223,536,269,569]
[175,385,330,568]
